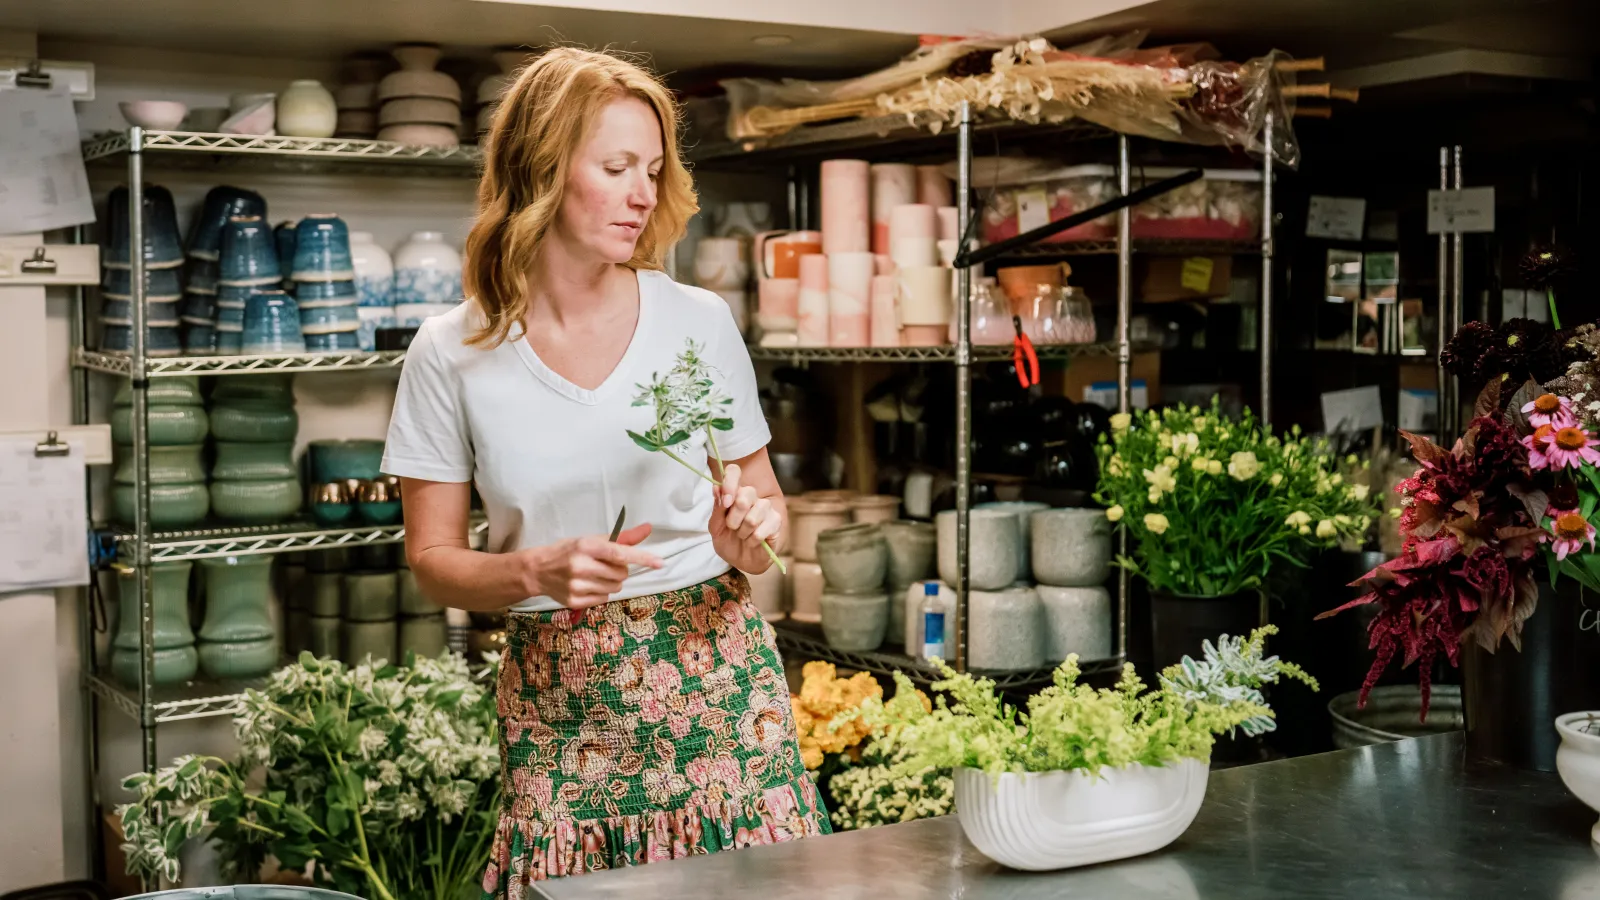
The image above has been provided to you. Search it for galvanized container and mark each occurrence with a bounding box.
[1328,684,1463,749]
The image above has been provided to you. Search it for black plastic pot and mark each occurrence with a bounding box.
[1149,589,1265,672]
[1462,578,1600,772]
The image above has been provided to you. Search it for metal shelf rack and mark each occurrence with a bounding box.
[745,341,1130,364]
[86,671,267,725]
[75,347,408,377]
[82,130,483,177]
[113,517,489,564]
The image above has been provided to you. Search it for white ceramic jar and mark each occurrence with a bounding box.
[392,232,462,306]
[350,232,395,308]
[936,508,1023,591]
[967,586,1045,671]
[276,80,338,138]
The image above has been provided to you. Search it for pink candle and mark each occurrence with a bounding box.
[757,277,800,327]
[821,159,870,255]
[869,163,916,255]
[870,274,898,347]
[937,206,960,241]
[796,253,830,346]
[916,165,953,207]
[889,203,937,269]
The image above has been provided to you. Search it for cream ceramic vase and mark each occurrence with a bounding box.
[276,80,338,138]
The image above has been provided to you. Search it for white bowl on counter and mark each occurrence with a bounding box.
[1557,712,1600,842]
[954,757,1208,871]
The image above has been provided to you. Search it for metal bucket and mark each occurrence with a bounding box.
[1328,684,1464,749]
[124,888,365,900]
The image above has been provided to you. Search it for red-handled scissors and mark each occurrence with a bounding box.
[1012,315,1040,389]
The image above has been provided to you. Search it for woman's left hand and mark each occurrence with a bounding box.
[710,462,783,574]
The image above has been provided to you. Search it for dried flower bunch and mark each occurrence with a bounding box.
[118,653,499,900]
[1324,321,1600,716]
[856,627,1310,778]
[1095,398,1377,597]
[629,339,783,571]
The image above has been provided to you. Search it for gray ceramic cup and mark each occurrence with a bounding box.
[1031,508,1113,587]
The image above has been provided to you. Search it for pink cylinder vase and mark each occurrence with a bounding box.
[768,230,823,279]
[900,324,947,347]
[758,277,800,331]
[889,203,938,270]
[821,159,870,255]
[897,264,952,327]
[870,163,917,255]
[874,254,895,276]
[797,253,830,347]
[869,274,899,348]
[916,165,953,207]
[937,206,960,242]
[828,251,874,348]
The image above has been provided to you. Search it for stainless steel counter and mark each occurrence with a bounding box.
[534,734,1600,899]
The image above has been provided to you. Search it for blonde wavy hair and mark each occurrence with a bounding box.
[463,47,697,348]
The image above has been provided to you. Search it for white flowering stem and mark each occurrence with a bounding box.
[657,446,719,485]
[705,426,786,573]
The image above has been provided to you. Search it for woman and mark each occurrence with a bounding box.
[382,48,829,894]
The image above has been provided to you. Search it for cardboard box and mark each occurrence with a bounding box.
[1050,351,1161,409]
[1140,255,1234,304]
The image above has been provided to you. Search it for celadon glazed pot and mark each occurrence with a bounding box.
[112,562,197,686]
[197,555,278,679]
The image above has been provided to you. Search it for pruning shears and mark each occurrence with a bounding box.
[1012,315,1040,389]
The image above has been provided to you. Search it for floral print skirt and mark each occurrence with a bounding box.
[482,570,830,896]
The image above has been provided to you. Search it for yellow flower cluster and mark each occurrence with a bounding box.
[791,661,884,770]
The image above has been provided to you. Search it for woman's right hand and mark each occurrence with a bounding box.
[523,523,663,608]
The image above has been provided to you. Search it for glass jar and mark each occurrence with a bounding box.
[1056,286,1096,344]
[971,277,1012,346]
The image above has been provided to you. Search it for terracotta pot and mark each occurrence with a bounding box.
[789,561,824,622]
[788,497,852,562]
[850,494,901,524]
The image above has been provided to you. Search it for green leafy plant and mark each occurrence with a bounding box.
[627,339,784,572]
[860,626,1314,778]
[1094,399,1377,597]
[827,725,954,831]
[117,653,499,900]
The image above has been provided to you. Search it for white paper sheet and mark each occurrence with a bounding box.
[0,87,94,236]
[0,437,88,591]
[1321,385,1384,434]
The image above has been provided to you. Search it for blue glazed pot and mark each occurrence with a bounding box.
[305,330,361,352]
[180,291,216,324]
[216,330,243,354]
[103,184,184,269]
[184,256,219,294]
[102,323,182,356]
[296,279,357,303]
[187,185,267,261]
[392,267,459,305]
[182,321,217,355]
[300,303,360,332]
[274,219,299,275]
[309,439,385,481]
[217,281,268,306]
[241,290,306,355]
[219,215,282,286]
[291,214,354,282]
[102,297,181,325]
[102,265,182,299]
[216,306,245,330]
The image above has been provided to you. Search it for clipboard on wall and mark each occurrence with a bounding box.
[0,431,92,592]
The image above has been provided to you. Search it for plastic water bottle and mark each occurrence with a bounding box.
[921,582,945,661]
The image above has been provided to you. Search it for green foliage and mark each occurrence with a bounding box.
[862,626,1313,778]
[827,725,953,831]
[117,652,500,900]
[1094,399,1379,596]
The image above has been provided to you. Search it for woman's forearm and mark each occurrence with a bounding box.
[409,543,536,613]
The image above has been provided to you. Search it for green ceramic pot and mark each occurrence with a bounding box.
[344,619,396,664]
[198,638,279,680]
[280,562,308,612]
[208,399,298,442]
[112,562,197,686]
[211,477,302,523]
[359,500,402,525]
[398,568,438,616]
[307,615,341,660]
[114,443,207,485]
[399,614,446,659]
[210,374,293,404]
[308,439,385,482]
[357,543,394,569]
[198,556,276,643]
[110,405,209,446]
[308,572,343,617]
[112,482,209,527]
[342,570,398,622]
[115,375,203,407]
[307,548,351,573]
[212,441,296,481]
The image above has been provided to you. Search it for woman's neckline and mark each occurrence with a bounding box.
[511,268,651,406]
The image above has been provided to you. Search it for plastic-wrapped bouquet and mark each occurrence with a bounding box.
[117,653,499,900]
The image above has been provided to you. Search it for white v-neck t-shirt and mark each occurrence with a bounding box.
[380,269,770,612]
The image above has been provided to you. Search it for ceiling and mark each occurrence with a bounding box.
[0,0,919,78]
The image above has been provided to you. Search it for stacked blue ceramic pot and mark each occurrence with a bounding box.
[241,288,306,355]
[208,375,302,523]
[292,214,361,353]
[182,186,265,355]
[216,215,281,355]
[100,185,184,356]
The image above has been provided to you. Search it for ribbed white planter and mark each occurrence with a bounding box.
[953,758,1208,871]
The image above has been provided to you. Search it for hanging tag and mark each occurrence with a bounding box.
[1180,257,1215,293]
[1015,186,1050,233]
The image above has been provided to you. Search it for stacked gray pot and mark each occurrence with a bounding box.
[1029,508,1113,663]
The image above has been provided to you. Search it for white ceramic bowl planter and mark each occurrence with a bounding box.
[954,758,1209,871]
[1556,712,1600,842]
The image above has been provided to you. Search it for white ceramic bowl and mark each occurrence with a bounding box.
[1557,712,1600,842]
[119,100,188,130]
[955,758,1208,871]
[220,100,275,136]
[377,123,458,148]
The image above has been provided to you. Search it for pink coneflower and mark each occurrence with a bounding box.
[1523,393,1577,429]
[1550,508,1597,560]
[1536,426,1600,470]
[1523,423,1555,465]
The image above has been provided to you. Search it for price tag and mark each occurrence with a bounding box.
[1427,187,1495,234]
[1180,257,1214,293]
[1015,186,1050,233]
